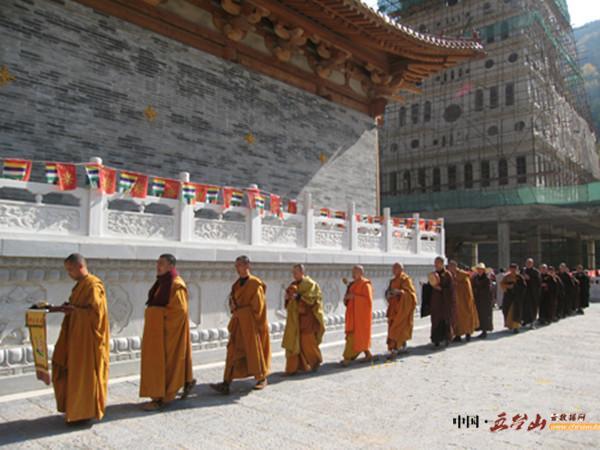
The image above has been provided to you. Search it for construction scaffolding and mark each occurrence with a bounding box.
[377,0,598,201]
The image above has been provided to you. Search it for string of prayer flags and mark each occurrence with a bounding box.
[334,211,346,220]
[319,208,331,218]
[3,159,32,181]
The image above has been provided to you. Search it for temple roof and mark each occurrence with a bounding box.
[77,0,485,116]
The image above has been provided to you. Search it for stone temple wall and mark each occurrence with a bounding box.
[0,0,377,214]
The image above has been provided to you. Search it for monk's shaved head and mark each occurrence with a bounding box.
[293,264,305,273]
[236,255,250,265]
[64,253,86,266]
[159,253,176,267]
[64,253,88,281]
[292,264,305,282]
[235,255,251,277]
[351,265,364,281]
[392,262,404,277]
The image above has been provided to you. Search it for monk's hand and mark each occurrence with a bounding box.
[345,293,355,301]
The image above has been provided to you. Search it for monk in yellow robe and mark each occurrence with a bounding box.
[385,263,417,359]
[140,254,196,411]
[282,264,326,374]
[501,263,527,333]
[210,255,270,394]
[341,265,373,366]
[50,253,110,423]
[448,260,480,342]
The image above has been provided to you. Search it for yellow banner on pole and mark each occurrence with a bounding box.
[25,309,50,385]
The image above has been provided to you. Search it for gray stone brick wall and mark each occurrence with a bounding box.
[0,0,377,214]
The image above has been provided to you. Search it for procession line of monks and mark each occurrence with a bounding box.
[50,253,591,423]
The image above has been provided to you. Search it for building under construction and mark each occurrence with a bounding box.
[378,0,600,269]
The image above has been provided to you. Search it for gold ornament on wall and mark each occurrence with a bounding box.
[244,132,255,145]
[319,152,328,165]
[144,105,157,122]
[0,66,16,87]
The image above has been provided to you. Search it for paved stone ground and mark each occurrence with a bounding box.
[1,306,599,449]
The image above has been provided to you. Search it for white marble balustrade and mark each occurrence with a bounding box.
[0,174,444,257]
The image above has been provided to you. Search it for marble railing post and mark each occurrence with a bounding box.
[178,172,194,242]
[437,218,445,257]
[412,213,421,254]
[87,156,106,237]
[304,192,314,248]
[348,202,358,251]
[383,207,392,253]
[247,185,262,245]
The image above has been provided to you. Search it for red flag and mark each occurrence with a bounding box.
[287,199,297,214]
[163,179,179,199]
[130,173,148,198]
[270,194,282,217]
[56,164,77,191]
[101,167,117,194]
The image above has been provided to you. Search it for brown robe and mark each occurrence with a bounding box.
[471,273,494,331]
[430,269,456,344]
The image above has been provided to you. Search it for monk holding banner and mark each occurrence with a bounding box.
[50,253,110,423]
[385,263,417,359]
[448,260,479,342]
[210,256,270,394]
[140,254,196,411]
[341,265,373,366]
[282,264,326,375]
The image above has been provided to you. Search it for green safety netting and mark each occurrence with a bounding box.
[383,182,600,213]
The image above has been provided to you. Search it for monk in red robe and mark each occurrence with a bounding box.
[210,256,270,394]
[341,265,373,366]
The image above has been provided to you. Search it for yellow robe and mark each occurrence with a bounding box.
[52,274,110,422]
[453,270,480,336]
[386,273,417,350]
[139,276,194,402]
[282,276,326,374]
[224,275,271,382]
